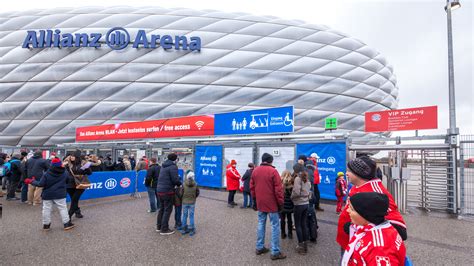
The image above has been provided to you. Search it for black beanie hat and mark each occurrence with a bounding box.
[347,156,376,180]
[350,192,389,225]
[261,153,273,163]
[298,155,307,162]
[167,153,178,161]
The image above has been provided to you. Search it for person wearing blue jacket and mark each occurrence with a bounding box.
[26,158,75,231]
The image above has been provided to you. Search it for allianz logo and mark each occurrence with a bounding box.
[317,156,336,165]
[22,27,201,51]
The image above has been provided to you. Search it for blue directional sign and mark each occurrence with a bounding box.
[214,106,294,136]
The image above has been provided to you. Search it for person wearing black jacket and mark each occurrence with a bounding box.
[25,151,50,205]
[114,157,126,171]
[240,163,254,208]
[64,150,92,219]
[156,153,181,235]
[103,155,115,171]
[145,158,161,213]
[6,154,22,200]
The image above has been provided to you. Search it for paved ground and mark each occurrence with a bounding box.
[1,189,473,265]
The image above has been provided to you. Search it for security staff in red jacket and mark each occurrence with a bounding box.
[342,192,406,266]
[226,159,240,208]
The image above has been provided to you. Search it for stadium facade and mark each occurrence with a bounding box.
[0,6,398,146]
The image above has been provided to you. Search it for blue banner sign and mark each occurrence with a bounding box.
[22,28,201,51]
[296,142,347,200]
[195,145,223,188]
[214,106,294,136]
[77,171,136,201]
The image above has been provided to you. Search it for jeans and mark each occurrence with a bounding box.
[6,180,19,199]
[67,188,85,217]
[294,204,309,244]
[280,212,293,236]
[181,204,195,229]
[228,190,237,204]
[256,211,281,255]
[43,198,69,225]
[242,191,252,207]
[146,187,159,212]
[174,205,182,228]
[157,193,173,231]
[21,182,28,202]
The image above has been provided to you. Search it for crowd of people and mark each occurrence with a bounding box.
[225,153,408,264]
[1,148,409,265]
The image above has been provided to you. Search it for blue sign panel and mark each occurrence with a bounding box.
[195,145,223,188]
[214,106,294,136]
[76,171,136,201]
[296,142,347,200]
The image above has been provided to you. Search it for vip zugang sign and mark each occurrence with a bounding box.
[365,106,438,132]
[76,116,214,142]
[22,27,201,51]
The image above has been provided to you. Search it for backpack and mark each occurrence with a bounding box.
[0,165,7,177]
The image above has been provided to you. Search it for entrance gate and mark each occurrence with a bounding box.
[460,135,474,216]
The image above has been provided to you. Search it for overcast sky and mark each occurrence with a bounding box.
[2,0,473,136]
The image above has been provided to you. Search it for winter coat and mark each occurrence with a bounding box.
[282,185,294,213]
[241,168,253,193]
[103,158,115,171]
[130,158,136,170]
[25,155,50,180]
[181,178,200,205]
[65,161,93,189]
[7,159,22,182]
[90,160,102,172]
[156,160,181,194]
[250,162,284,213]
[31,166,69,200]
[336,177,348,197]
[145,164,161,188]
[225,164,240,191]
[123,160,132,171]
[136,160,147,172]
[114,162,126,171]
[291,175,311,206]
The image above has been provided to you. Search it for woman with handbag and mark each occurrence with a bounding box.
[64,150,92,219]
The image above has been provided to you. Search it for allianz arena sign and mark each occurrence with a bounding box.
[21,27,202,51]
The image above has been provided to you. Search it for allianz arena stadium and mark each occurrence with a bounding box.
[0,6,398,146]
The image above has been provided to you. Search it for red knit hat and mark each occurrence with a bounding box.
[51,158,63,167]
[231,159,237,165]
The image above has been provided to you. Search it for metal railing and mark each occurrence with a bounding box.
[460,135,474,215]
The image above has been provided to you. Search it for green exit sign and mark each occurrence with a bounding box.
[325,118,338,130]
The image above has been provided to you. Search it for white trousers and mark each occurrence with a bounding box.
[42,198,69,225]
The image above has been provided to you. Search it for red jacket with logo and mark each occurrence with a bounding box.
[250,163,284,213]
[336,179,406,249]
[225,165,241,191]
[342,222,406,266]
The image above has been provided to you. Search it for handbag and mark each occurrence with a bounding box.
[69,165,91,189]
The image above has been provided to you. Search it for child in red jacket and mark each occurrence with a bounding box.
[335,172,347,214]
[342,192,406,266]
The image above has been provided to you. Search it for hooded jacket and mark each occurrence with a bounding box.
[156,160,181,193]
[8,157,22,182]
[181,178,200,205]
[225,164,241,191]
[31,166,69,200]
[241,168,253,193]
[25,152,50,180]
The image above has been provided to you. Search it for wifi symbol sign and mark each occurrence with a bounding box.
[195,121,205,130]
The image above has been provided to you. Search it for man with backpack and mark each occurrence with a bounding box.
[6,154,22,200]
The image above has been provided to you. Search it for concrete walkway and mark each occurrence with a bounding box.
[0,189,473,265]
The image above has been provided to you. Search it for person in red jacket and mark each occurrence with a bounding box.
[337,156,407,254]
[250,153,286,260]
[226,159,240,208]
[335,172,348,214]
[342,192,406,266]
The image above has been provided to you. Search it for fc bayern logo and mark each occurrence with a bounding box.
[105,178,117,190]
[371,114,382,122]
[120,177,131,188]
